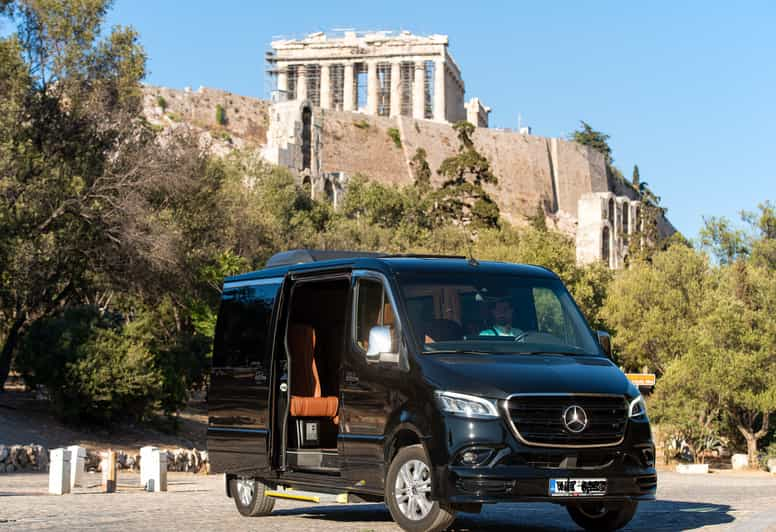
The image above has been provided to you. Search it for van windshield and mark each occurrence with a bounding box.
[396,272,602,356]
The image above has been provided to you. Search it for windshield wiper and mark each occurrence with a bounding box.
[520,350,588,356]
[424,349,493,356]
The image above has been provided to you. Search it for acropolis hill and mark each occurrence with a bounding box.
[142,30,674,268]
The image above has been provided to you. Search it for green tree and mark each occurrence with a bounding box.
[434,121,499,229]
[570,121,612,164]
[632,165,640,187]
[699,216,750,265]
[602,243,711,373]
[410,147,432,191]
[0,0,153,389]
[215,104,226,125]
[14,305,163,424]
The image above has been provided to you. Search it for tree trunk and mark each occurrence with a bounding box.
[0,318,25,392]
[736,411,770,469]
[745,437,759,469]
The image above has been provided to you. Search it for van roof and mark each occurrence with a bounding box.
[225,250,559,284]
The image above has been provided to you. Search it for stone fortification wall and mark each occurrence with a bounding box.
[141,86,651,239]
[318,110,609,230]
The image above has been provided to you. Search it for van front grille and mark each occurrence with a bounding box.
[505,395,628,448]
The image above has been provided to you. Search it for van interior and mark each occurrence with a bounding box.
[283,277,349,473]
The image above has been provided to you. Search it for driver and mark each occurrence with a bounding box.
[479,298,523,337]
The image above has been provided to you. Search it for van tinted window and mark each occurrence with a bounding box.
[213,281,281,368]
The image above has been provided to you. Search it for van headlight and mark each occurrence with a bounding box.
[629,395,647,418]
[435,391,500,419]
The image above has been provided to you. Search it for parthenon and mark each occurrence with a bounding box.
[266,30,490,127]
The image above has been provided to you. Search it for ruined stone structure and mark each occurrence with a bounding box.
[576,193,643,269]
[267,31,486,126]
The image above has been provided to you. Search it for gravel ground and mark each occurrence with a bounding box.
[0,470,774,531]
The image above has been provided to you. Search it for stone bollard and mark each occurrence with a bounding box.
[731,453,749,470]
[67,445,87,489]
[48,448,71,495]
[101,450,117,493]
[140,446,158,488]
[143,449,168,492]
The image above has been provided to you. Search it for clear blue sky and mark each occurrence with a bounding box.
[106,0,775,238]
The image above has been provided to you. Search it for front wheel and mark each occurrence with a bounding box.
[566,500,638,531]
[385,444,456,532]
[229,477,276,517]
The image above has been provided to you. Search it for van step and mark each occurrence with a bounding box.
[265,486,349,504]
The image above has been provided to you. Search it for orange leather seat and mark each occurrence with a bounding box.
[288,324,339,422]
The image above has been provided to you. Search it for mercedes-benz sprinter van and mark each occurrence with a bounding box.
[208,250,656,532]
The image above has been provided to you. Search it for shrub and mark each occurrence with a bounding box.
[215,104,226,125]
[353,119,370,130]
[156,95,167,111]
[387,127,402,148]
[15,306,163,424]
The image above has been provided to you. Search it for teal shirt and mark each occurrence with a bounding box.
[479,325,522,337]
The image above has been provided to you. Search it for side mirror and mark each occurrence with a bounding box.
[597,330,612,358]
[366,325,397,363]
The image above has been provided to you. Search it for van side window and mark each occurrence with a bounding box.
[355,278,396,351]
[213,282,280,368]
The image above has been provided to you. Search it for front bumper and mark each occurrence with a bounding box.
[430,414,657,505]
[440,463,657,504]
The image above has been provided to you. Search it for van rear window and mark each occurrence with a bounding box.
[212,281,281,368]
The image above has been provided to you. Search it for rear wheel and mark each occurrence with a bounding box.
[229,477,276,517]
[566,500,638,531]
[385,444,456,532]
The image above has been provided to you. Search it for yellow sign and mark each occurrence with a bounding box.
[626,373,656,387]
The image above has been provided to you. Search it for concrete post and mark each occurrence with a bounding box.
[343,62,355,111]
[390,62,401,117]
[413,61,425,120]
[433,58,446,122]
[144,450,168,492]
[67,445,86,489]
[48,448,71,495]
[140,446,156,488]
[367,61,378,115]
[296,64,308,102]
[320,63,330,109]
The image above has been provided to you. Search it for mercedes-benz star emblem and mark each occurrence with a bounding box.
[563,405,588,433]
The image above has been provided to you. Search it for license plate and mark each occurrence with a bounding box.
[549,478,607,496]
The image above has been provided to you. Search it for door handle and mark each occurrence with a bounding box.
[279,382,288,393]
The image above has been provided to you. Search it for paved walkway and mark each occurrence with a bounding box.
[0,470,774,530]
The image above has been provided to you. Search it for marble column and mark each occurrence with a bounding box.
[276,64,288,95]
[320,63,330,109]
[413,61,425,120]
[343,62,355,111]
[390,62,401,117]
[296,64,308,102]
[367,61,378,115]
[433,58,446,122]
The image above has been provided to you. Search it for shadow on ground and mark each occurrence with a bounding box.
[270,499,735,530]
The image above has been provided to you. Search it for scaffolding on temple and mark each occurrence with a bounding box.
[376,62,391,116]
[306,64,321,107]
[400,62,413,117]
[330,64,345,110]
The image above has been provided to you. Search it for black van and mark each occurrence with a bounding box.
[208,250,656,532]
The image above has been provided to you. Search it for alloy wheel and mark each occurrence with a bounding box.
[394,459,433,521]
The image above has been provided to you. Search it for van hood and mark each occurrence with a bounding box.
[424,353,637,399]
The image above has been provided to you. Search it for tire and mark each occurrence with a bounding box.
[566,500,638,531]
[229,477,276,517]
[385,444,456,532]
